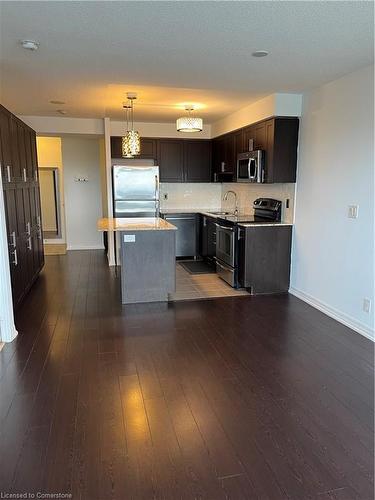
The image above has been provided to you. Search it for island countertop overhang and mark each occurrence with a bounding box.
[97,217,177,232]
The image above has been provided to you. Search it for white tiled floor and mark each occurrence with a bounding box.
[168,262,249,301]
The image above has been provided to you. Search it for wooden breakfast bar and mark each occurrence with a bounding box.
[98,217,177,304]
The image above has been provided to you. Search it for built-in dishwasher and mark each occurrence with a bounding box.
[162,213,197,258]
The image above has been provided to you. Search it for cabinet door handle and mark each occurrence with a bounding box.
[34,170,38,182]
[11,248,18,266]
[23,168,27,182]
[10,231,16,248]
[26,222,32,249]
[6,165,12,183]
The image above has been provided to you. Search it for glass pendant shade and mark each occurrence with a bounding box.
[125,130,140,156]
[121,135,133,158]
[121,94,141,157]
[176,114,203,132]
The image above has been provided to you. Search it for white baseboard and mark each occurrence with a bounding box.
[67,244,105,250]
[289,287,375,342]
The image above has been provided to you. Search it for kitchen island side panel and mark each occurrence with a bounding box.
[120,230,176,303]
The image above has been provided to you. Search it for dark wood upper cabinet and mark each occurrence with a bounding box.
[109,115,298,184]
[242,125,255,152]
[139,138,157,159]
[214,117,299,183]
[110,136,157,160]
[264,118,299,183]
[110,136,122,158]
[184,140,211,182]
[157,139,185,182]
[212,134,235,180]
[110,136,212,183]
[0,110,12,181]
[10,118,21,181]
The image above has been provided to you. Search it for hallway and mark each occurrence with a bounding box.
[0,250,373,499]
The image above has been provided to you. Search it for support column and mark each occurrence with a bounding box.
[104,117,115,266]
[0,175,17,343]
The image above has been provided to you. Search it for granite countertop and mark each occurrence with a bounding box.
[160,208,223,215]
[238,222,293,227]
[97,217,177,232]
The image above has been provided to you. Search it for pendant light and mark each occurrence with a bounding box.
[124,93,140,156]
[176,105,203,132]
[122,103,133,158]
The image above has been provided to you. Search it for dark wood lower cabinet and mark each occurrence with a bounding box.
[0,103,44,311]
[238,225,292,294]
[199,214,216,264]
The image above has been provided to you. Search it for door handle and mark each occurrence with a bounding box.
[11,248,18,266]
[10,231,16,248]
[6,165,12,183]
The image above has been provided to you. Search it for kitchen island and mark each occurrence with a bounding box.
[98,217,177,304]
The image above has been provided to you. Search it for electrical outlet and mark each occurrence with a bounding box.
[348,205,359,219]
[363,298,371,314]
[163,193,168,200]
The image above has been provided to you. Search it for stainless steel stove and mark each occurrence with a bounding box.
[214,198,282,287]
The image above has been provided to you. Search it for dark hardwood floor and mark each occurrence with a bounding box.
[0,250,373,500]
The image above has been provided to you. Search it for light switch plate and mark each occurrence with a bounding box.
[348,205,359,218]
[124,234,135,242]
[363,298,371,314]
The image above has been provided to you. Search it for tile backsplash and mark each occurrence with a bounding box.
[160,183,222,210]
[221,183,296,223]
[160,182,296,223]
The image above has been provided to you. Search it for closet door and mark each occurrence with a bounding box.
[0,109,13,183]
[3,187,25,306]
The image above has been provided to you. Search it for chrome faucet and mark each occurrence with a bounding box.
[223,190,238,215]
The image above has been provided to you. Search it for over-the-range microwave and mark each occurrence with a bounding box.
[236,150,264,183]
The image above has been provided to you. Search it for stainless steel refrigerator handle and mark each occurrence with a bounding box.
[154,175,160,217]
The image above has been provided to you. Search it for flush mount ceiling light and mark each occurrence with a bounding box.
[252,50,269,58]
[176,105,203,133]
[122,93,140,158]
[20,40,39,51]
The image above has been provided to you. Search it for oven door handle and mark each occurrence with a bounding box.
[215,223,234,231]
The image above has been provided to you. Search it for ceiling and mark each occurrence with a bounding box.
[0,1,373,123]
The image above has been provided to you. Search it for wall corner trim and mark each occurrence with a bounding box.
[289,287,375,342]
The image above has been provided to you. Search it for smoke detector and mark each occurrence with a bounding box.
[252,50,269,58]
[21,40,39,51]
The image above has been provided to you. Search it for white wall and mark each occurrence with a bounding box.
[211,93,302,137]
[290,65,374,339]
[61,137,104,250]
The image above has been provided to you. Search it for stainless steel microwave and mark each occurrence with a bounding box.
[236,150,264,183]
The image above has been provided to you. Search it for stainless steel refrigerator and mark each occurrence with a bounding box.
[112,165,160,218]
